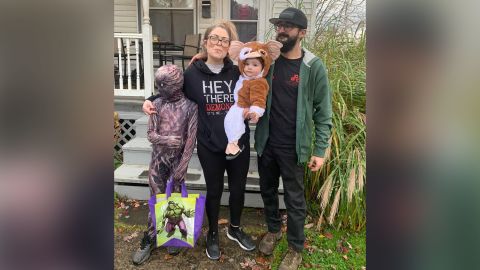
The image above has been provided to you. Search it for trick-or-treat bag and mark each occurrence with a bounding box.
[148,178,205,248]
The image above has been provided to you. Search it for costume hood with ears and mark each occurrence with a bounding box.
[228,40,283,77]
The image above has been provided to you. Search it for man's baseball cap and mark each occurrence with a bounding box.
[269,7,308,29]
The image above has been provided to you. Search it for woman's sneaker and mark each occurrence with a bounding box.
[132,232,154,265]
[226,225,256,251]
[205,230,221,260]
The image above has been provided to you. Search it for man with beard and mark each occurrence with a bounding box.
[254,7,332,270]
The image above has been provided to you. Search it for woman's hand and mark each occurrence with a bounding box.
[143,100,156,115]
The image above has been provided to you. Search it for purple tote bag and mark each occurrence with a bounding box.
[148,178,205,248]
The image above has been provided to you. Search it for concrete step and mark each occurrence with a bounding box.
[114,164,283,193]
[114,164,285,208]
[114,184,284,209]
[123,138,259,173]
[134,115,149,138]
[134,115,257,146]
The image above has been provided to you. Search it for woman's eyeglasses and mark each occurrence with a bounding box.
[207,35,230,47]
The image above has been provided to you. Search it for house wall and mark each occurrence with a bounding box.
[195,0,317,42]
[112,0,318,37]
[197,0,218,39]
[114,0,139,33]
[270,0,316,38]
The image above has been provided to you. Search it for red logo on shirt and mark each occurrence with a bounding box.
[286,73,299,87]
[290,74,299,83]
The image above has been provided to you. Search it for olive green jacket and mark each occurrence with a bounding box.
[254,48,332,164]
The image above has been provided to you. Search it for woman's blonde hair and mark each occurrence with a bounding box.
[200,20,239,59]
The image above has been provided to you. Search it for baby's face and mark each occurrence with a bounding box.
[243,58,263,77]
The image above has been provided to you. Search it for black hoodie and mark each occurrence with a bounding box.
[149,59,249,153]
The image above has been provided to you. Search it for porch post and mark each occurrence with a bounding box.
[141,0,154,99]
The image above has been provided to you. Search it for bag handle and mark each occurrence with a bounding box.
[166,177,188,198]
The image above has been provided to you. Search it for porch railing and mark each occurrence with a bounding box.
[114,33,153,98]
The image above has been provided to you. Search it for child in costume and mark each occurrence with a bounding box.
[132,64,198,265]
[224,40,282,159]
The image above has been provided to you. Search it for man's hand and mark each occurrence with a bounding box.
[143,100,156,115]
[187,53,205,66]
[307,156,325,172]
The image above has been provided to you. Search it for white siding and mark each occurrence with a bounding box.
[197,0,218,39]
[196,0,317,41]
[270,0,316,38]
[114,0,139,33]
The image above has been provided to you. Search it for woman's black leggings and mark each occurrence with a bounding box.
[197,142,250,232]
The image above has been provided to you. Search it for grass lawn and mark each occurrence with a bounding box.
[272,228,366,270]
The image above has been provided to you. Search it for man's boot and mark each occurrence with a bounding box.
[258,231,282,255]
[278,247,303,270]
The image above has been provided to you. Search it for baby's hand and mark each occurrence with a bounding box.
[242,108,250,119]
[248,112,259,124]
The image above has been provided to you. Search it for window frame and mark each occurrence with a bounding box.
[149,1,197,45]
[228,0,259,42]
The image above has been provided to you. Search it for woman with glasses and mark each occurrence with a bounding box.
[142,21,255,261]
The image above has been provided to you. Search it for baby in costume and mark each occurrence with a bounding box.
[224,40,282,159]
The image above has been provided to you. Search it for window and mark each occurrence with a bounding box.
[230,0,259,42]
[149,0,194,45]
[150,0,194,8]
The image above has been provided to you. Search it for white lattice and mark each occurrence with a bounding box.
[114,119,136,157]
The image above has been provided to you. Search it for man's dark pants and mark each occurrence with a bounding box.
[258,142,306,252]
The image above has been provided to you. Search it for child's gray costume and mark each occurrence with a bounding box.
[146,64,198,240]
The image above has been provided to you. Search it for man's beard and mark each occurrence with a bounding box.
[276,33,299,53]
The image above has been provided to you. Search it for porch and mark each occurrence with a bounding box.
[113,0,290,206]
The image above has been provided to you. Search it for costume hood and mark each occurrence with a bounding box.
[228,40,282,77]
[154,64,184,102]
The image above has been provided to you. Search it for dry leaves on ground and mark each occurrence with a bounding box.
[336,238,352,254]
[218,218,229,225]
[255,256,269,266]
[281,214,288,225]
[240,257,257,269]
[123,232,138,242]
[304,223,314,229]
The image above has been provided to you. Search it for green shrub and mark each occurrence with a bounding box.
[304,32,366,231]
